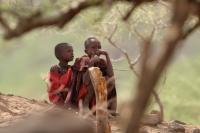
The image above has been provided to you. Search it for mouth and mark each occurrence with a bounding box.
[66,55,74,61]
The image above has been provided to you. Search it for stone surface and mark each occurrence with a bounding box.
[141,113,161,126]
[192,128,200,133]
[139,127,150,133]
[168,120,185,132]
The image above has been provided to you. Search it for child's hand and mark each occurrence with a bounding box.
[97,50,108,56]
[79,57,90,71]
[89,55,100,66]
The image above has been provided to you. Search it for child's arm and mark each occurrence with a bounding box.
[99,51,114,77]
[98,51,116,98]
[87,55,98,67]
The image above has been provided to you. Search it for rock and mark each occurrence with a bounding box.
[0,93,49,127]
[150,110,160,114]
[43,100,49,104]
[141,112,161,126]
[30,99,37,103]
[6,94,14,96]
[192,128,200,133]
[168,120,185,132]
[139,127,149,133]
[172,120,186,125]
[0,108,95,133]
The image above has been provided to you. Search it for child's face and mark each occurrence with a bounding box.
[60,46,74,62]
[85,43,101,56]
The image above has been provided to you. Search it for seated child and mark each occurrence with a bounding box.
[70,37,117,113]
[47,43,74,106]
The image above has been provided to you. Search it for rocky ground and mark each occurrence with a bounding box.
[0,92,199,133]
[0,92,49,127]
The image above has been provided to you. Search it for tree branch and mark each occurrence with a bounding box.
[106,25,140,76]
[126,0,191,132]
[1,0,105,39]
[106,23,165,122]
[0,0,169,40]
[0,13,12,32]
[182,19,200,40]
[123,0,157,21]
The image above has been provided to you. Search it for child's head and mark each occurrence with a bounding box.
[54,43,74,62]
[84,37,101,56]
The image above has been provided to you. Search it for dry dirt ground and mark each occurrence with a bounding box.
[0,93,199,133]
[0,93,49,127]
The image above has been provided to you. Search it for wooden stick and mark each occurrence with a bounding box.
[88,67,111,133]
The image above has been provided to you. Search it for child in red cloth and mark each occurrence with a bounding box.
[47,43,74,106]
[70,37,117,114]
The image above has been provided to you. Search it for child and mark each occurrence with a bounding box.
[71,37,117,114]
[47,43,74,106]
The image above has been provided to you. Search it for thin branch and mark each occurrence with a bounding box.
[116,6,146,41]
[133,28,146,42]
[182,20,200,40]
[123,4,139,21]
[116,6,144,66]
[157,0,171,9]
[131,54,141,66]
[106,24,165,122]
[106,25,139,76]
[123,0,156,21]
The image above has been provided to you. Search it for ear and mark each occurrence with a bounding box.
[84,49,87,54]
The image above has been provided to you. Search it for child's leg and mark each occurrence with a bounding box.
[83,82,95,109]
[107,87,117,115]
[82,71,95,109]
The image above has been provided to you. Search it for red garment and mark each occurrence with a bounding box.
[71,55,107,108]
[77,84,88,102]
[48,66,72,104]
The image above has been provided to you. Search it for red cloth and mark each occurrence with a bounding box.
[76,81,96,109]
[73,55,107,104]
[48,67,72,104]
[77,84,88,102]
